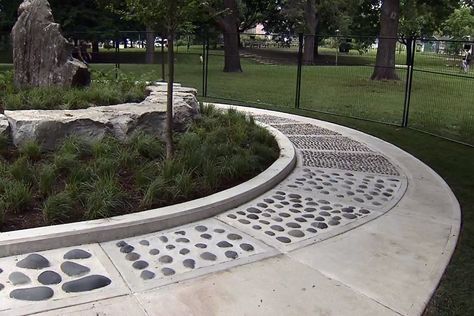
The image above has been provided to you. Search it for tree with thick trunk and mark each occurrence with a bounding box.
[216,0,242,72]
[303,0,318,64]
[371,0,400,80]
[146,25,155,64]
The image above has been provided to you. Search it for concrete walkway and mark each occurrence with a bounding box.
[0,106,460,316]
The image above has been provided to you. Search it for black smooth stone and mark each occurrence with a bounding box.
[200,252,217,261]
[159,236,169,243]
[141,270,155,280]
[0,283,4,291]
[126,253,141,261]
[195,225,208,232]
[38,271,62,285]
[162,268,175,276]
[240,243,254,252]
[217,241,233,248]
[200,234,212,240]
[9,272,31,285]
[62,275,112,293]
[16,254,50,270]
[179,248,190,255]
[10,287,54,301]
[225,251,238,259]
[133,261,149,270]
[64,249,92,260]
[120,245,134,254]
[183,259,196,269]
[159,255,173,264]
[139,240,150,246]
[61,262,91,277]
[227,233,242,240]
[176,238,190,243]
[149,249,160,255]
[276,237,291,244]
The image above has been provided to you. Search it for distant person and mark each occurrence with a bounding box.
[462,48,471,73]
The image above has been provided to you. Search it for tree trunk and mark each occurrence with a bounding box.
[303,0,318,64]
[165,33,175,159]
[371,0,400,80]
[222,0,242,72]
[92,40,99,53]
[146,26,155,64]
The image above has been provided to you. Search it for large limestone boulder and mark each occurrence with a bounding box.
[4,85,200,150]
[0,114,10,139]
[11,0,90,88]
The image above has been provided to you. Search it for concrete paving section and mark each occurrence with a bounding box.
[0,106,460,316]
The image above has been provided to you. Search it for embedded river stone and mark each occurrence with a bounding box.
[16,254,50,269]
[141,270,155,280]
[162,268,175,276]
[62,275,112,293]
[61,261,90,277]
[64,249,92,260]
[0,283,4,291]
[132,261,149,270]
[183,259,196,269]
[10,287,54,301]
[38,271,62,285]
[9,272,31,285]
[200,252,217,261]
[225,251,238,259]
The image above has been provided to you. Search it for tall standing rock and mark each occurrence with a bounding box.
[11,0,91,88]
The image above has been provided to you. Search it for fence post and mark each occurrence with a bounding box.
[204,34,209,98]
[402,36,415,127]
[201,32,206,97]
[161,37,165,82]
[295,33,304,109]
[115,32,120,80]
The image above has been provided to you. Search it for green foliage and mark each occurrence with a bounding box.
[0,179,32,214]
[38,164,57,196]
[19,140,42,161]
[83,175,129,220]
[43,191,77,225]
[9,157,35,184]
[442,6,474,40]
[0,71,147,111]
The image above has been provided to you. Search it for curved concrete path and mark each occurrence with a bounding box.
[0,105,460,316]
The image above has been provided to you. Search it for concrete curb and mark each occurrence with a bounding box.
[0,122,296,257]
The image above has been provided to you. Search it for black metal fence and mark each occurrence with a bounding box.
[0,30,472,146]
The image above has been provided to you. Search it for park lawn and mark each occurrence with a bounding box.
[2,48,473,144]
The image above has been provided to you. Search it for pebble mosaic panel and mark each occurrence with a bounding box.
[301,151,400,176]
[252,114,299,125]
[288,136,374,152]
[102,219,271,290]
[272,124,341,136]
[219,190,373,248]
[0,246,113,309]
[280,167,404,208]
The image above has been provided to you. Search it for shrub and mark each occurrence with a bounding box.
[43,191,77,224]
[84,175,129,220]
[130,133,165,160]
[9,157,36,184]
[38,164,57,196]
[1,179,32,213]
[141,176,169,208]
[19,140,42,161]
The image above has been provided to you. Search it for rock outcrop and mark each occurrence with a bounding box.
[4,85,200,150]
[0,114,10,138]
[11,0,90,88]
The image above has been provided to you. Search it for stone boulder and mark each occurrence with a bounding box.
[0,114,10,139]
[11,0,91,88]
[4,85,200,150]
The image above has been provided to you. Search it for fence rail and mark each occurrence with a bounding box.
[0,30,472,146]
